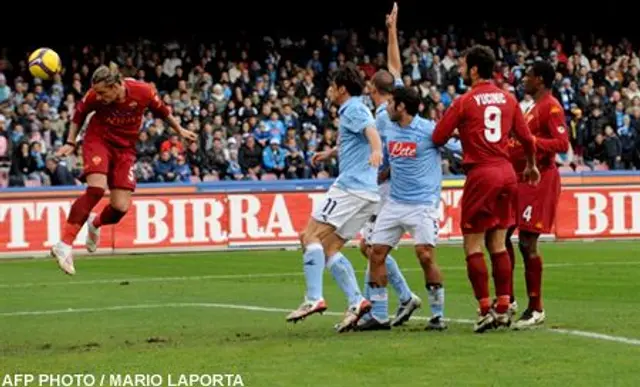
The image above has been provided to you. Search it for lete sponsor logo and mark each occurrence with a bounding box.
[388,141,417,158]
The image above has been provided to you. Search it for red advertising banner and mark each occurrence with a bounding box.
[0,185,638,257]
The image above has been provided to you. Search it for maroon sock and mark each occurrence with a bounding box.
[62,186,105,245]
[505,238,516,302]
[490,251,512,314]
[92,205,127,228]
[466,252,490,314]
[524,255,543,311]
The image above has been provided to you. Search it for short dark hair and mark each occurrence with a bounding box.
[464,45,496,80]
[372,70,395,95]
[332,62,365,96]
[392,87,420,116]
[531,60,555,89]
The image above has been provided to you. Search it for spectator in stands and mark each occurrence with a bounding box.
[285,142,310,179]
[9,141,36,186]
[0,115,9,164]
[585,133,607,168]
[136,131,157,160]
[186,140,205,179]
[204,138,229,180]
[604,125,622,170]
[174,154,191,182]
[226,149,245,180]
[618,115,636,169]
[263,138,286,179]
[45,155,75,186]
[154,150,177,182]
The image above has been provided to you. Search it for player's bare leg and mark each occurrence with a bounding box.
[463,232,494,332]
[52,173,107,275]
[416,244,446,331]
[286,219,334,323]
[86,189,131,253]
[486,228,514,328]
[323,233,371,333]
[513,231,545,329]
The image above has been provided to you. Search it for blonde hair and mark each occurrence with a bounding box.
[91,62,121,85]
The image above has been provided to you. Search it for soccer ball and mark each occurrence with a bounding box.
[28,48,62,80]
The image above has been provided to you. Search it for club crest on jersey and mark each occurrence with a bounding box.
[388,141,417,158]
[129,101,138,108]
[92,156,102,165]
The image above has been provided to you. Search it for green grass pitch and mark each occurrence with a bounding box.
[1,241,639,386]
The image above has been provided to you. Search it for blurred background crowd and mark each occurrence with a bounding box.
[1,23,640,187]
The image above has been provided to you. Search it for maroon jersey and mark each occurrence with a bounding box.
[433,81,536,169]
[73,79,171,148]
[510,92,569,174]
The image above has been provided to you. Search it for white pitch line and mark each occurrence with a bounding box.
[0,302,639,347]
[2,261,640,289]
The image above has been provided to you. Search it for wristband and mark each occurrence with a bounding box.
[65,141,77,147]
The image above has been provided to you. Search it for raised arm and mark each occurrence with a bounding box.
[386,3,402,79]
[56,90,97,156]
[147,84,197,142]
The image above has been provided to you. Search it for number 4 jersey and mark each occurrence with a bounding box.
[432,80,535,170]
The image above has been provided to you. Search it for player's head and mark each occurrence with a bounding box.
[523,60,555,95]
[370,70,395,106]
[91,62,123,104]
[462,45,496,85]
[328,63,365,105]
[387,87,420,122]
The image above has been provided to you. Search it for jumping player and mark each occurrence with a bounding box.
[508,61,569,329]
[357,2,421,330]
[432,46,540,332]
[366,87,462,331]
[286,63,384,332]
[52,64,196,275]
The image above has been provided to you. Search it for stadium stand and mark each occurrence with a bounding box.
[1,25,639,188]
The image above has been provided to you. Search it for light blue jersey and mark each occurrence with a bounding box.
[386,116,462,206]
[377,78,406,171]
[334,96,378,197]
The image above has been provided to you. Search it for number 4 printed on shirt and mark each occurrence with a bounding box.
[522,205,533,223]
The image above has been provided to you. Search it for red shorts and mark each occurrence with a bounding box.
[83,136,137,191]
[460,163,517,235]
[515,168,561,234]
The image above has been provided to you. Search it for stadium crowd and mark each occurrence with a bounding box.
[1,26,640,187]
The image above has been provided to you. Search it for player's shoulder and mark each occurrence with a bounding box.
[81,88,97,104]
[542,94,564,113]
[414,116,435,131]
[345,97,373,118]
[125,79,155,100]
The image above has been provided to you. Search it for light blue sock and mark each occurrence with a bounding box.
[363,264,372,301]
[303,243,324,301]
[427,285,445,318]
[369,284,389,321]
[386,255,412,303]
[327,252,363,306]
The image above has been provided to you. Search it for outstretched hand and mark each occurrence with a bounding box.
[385,2,398,29]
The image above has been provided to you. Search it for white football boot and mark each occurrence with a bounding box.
[51,242,75,275]
[86,213,100,253]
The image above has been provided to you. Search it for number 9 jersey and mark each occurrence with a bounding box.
[432,81,535,170]
[432,81,536,234]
